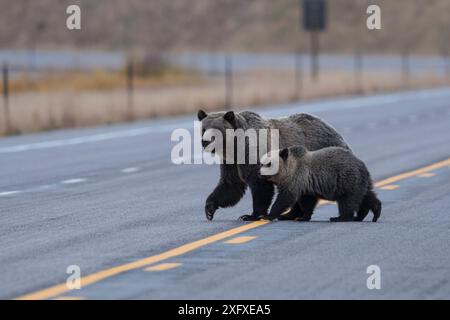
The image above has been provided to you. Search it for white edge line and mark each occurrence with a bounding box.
[1,88,450,154]
[0,190,22,197]
[121,167,140,173]
[61,178,87,185]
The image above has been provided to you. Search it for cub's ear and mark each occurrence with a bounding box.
[223,111,235,124]
[279,148,289,161]
[197,110,208,121]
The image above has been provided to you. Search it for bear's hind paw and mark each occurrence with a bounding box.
[330,216,354,222]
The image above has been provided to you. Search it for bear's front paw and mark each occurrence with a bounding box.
[239,213,266,221]
[205,201,218,221]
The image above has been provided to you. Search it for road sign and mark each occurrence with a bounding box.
[301,0,327,80]
[302,0,327,31]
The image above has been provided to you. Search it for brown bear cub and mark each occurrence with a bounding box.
[260,146,381,222]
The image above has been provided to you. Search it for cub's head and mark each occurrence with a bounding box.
[197,110,238,155]
[260,146,308,183]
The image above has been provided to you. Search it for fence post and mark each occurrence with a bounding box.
[354,50,363,93]
[294,52,303,100]
[446,54,450,79]
[225,55,233,109]
[208,51,215,77]
[2,63,10,134]
[402,51,410,88]
[126,59,134,121]
[310,31,320,80]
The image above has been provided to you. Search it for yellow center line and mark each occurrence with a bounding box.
[225,236,256,244]
[374,158,450,188]
[417,172,436,178]
[16,220,268,300]
[144,263,182,272]
[380,184,400,190]
[15,156,450,300]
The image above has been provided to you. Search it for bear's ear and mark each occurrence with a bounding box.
[279,148,289,161]
[197,110,208,121]
[223,111,235,124]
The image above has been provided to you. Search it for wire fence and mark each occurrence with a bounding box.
[1,51,450,136]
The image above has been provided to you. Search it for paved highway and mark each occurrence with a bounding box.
[1,87,450,299]
[173,53,450,75]
[1,50,448,75]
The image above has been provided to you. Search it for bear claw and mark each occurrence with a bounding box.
[205,202,218,221]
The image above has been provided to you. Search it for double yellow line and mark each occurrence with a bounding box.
[16,157,450,300]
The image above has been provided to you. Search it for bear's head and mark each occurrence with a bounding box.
[197,109,238,157]
[260,146,308,182]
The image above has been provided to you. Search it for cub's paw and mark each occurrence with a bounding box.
[205,201,218,221]
[262,215,276,221]
[330,216,353,222]
[295,216,311,222]
[239,213,266,221]
[278,212,297,221]
[372,209,381,222]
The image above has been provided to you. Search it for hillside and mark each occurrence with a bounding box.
[0,0,449,55]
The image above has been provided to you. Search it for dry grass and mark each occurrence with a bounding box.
[1,69,449,136]
[2,68,199,94]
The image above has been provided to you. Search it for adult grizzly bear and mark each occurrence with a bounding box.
[261,146,382,222]
[197,109,350,221]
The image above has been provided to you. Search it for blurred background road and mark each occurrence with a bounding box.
[1,0,450,137]
[1,0,450,299]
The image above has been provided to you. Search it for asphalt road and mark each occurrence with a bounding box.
[1,88,450,299]
[1,50,448,75]
[174,53,450,75]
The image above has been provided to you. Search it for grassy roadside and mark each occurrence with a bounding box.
[1,68,199,94]
[0,69,449,136]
